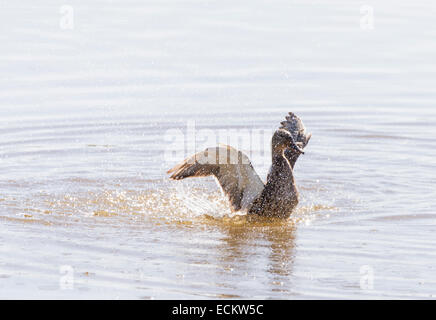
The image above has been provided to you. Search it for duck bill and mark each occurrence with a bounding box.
[291,144,305,154]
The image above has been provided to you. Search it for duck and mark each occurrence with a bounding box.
[167,112,311,218]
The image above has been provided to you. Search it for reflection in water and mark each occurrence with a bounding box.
[205,215,297,294]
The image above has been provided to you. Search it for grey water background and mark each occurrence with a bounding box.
[0,0,435,298]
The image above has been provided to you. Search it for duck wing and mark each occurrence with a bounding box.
[167,145,264,212]
[279,112,312,149]
[280,112,312,168]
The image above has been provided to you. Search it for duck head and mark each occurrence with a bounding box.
[272,129,305,155]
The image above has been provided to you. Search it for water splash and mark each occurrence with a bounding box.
[32,183,335,228]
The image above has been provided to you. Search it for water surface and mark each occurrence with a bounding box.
[0,0,436,299]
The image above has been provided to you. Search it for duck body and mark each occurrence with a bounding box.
[247,153,298,218]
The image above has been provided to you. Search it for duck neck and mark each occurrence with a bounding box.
[283,148,301,169]
[272,150,287,169]
[270,149,295,183]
